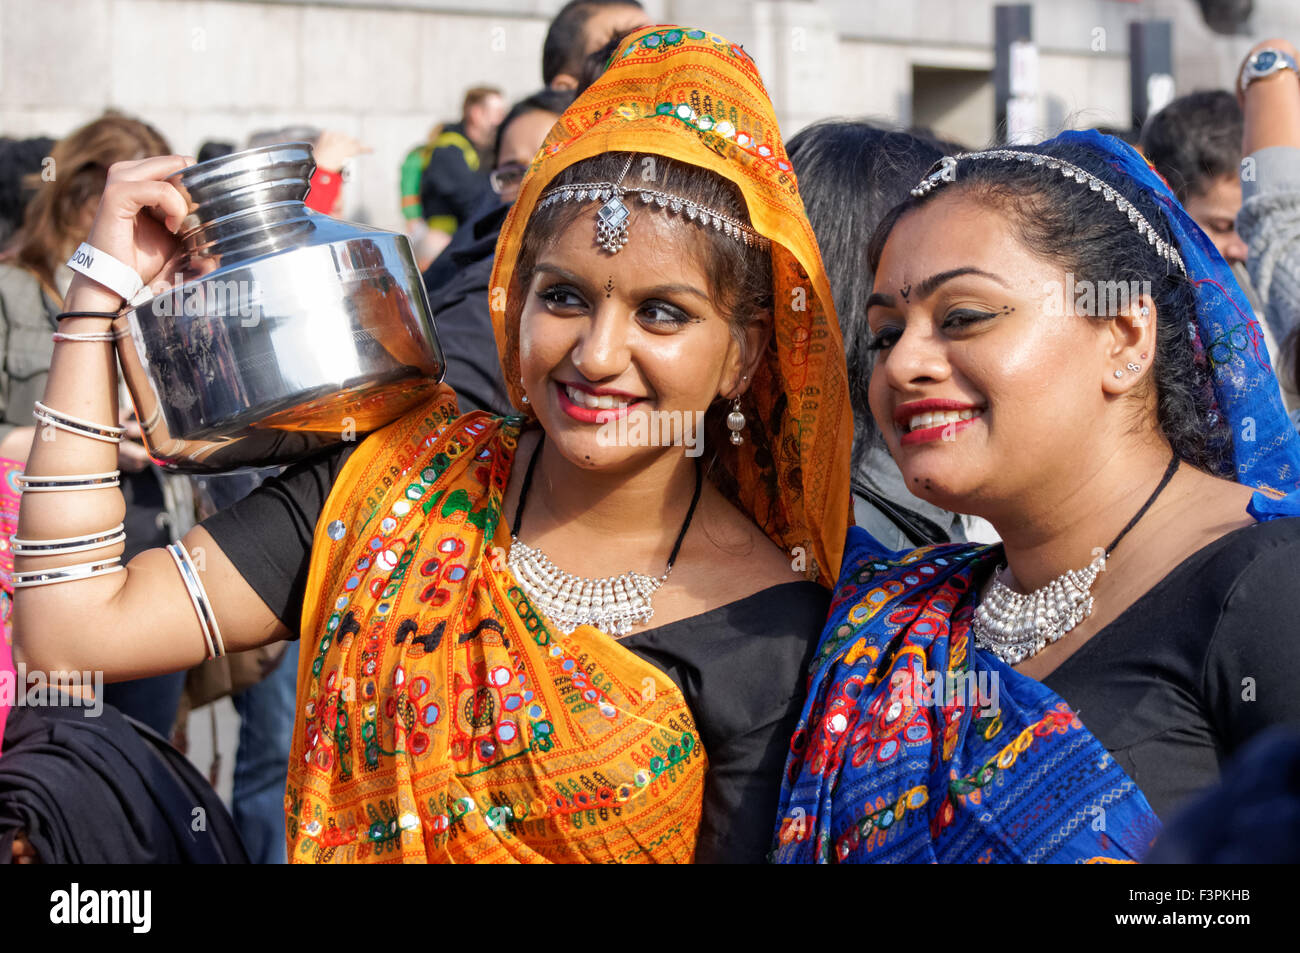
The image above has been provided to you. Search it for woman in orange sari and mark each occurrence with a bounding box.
[11,26,852,863]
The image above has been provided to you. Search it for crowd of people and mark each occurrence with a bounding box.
[0,0,1298,865]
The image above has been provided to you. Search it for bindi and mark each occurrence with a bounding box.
[900,283,912,301]
[604,276,615,298]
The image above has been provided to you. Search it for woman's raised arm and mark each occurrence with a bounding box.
[12,156,290,680]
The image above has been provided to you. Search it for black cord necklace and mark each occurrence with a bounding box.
[973,449,1181,665]
[507,432,704,637]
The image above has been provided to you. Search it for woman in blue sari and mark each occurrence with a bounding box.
[774,131,1300,863]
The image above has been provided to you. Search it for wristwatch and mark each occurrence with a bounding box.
[1240,47,1299,92]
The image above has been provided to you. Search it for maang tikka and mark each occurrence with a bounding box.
[537,153,770,255]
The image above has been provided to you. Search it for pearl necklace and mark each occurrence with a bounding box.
[972,452,1180,665]
[507,433,703,639]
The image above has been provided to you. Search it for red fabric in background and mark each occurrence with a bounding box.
[306,169,342,215]
[0,457,22,753]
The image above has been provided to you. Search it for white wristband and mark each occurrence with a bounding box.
[66,242,143,304]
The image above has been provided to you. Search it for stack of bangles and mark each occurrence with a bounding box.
[15,299,228,658]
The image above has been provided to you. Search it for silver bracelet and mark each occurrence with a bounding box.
[11,522,126,556]
[166,542,226,660]
[32,401,126,444]
[52,330,121,343]
[16,470,121,493]
[12,556,123,589]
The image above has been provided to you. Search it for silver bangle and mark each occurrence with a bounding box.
[11,522,126,556]
[166,542,226,660]
[16,470,122,492]
[52,330,121,343]
[12,556,123,589]
[32,401,126,444]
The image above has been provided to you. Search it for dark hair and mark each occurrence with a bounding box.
[576,26,637,93]
[197,140,235,164]
[1092,124,1141,146]
[4,111,168,291]
[0,136,55,252]
[1139,91,1243,202]
[542,0,644,87]
[493,88,577,161]
[867,140,1234,477]
[787,121,944,462]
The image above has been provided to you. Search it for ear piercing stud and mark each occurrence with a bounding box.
[1127,362,1141,373]
[1114,369,1124,378]
[520,378,529,404]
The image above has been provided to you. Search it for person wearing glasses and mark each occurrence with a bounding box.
[424,88,575,417]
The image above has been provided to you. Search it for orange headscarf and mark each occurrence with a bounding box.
[490,24,852,585]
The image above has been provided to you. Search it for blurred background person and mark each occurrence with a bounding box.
[1141,89,1295,411]
[0,111,195,741]
[542,0,649,90]
[425,87,574,416]
[1141,90,1249,267]
[1235,37,1300,417]
[399,86,504,271]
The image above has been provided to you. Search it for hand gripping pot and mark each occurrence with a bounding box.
[113,142,446,471]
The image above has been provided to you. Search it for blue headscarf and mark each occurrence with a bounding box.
[1064,129,1300,508]
[771,131,1300,865]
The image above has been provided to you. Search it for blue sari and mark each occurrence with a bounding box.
[773,130,1300,864]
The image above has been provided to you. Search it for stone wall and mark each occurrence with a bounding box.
[3,0,1296,231]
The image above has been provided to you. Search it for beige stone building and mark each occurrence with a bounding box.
[2,0,1297,231]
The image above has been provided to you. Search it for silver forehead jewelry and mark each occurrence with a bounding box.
[972,451,1180,665]
[507,434,703,637]
[911,151,1187,276]
[536,153,771,254]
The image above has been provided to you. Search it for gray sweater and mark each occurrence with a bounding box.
[0,262,59,444]
[1237,146,1300,353]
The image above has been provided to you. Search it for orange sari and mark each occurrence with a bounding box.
[289,390,704,861]
[286,25,852,863]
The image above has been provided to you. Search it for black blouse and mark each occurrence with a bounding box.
[1038,516,1300,821]
[202,442,827,863]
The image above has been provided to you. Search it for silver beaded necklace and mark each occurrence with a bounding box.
[506,434,704,638]
[972,452,1180,665]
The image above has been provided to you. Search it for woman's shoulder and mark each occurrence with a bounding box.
[1179,514,1300,587]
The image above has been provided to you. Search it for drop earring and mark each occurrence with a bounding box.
[727,396,746,445]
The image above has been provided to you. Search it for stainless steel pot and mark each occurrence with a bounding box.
[114,142,445,472]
